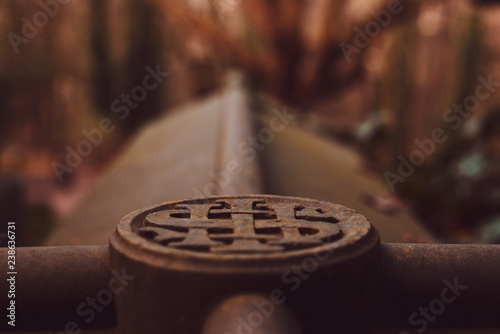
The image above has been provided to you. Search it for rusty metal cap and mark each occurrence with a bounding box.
[110,195,378,273]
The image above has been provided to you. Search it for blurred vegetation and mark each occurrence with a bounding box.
[0,0,500,243]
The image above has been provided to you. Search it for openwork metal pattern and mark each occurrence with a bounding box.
[138,197,343,253]
[111,196,379,334]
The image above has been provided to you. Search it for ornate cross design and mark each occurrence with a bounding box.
[138,198,342,253]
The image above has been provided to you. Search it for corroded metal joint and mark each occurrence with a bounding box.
[4,195,498,332]
[109,195,380,333]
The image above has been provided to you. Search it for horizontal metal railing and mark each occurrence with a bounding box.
[2,243,499,331]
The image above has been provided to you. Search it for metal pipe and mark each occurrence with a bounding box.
[0,246,114,330]
[3,243,500,330]
[202,293,303,334]
[376,243,500,327]
[215,72,265,196]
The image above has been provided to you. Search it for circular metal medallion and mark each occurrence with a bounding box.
[112,195,377,271]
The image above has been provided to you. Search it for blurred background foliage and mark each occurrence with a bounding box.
[0,0,499,244]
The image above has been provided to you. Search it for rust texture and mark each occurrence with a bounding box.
[0,246,114,330]
[376,243,500,328]
[140,197,342,253]
[3,197,500,333]
[202,293,303,334]
[110,195,379,334]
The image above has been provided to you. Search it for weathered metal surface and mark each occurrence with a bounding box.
[214,73,264,195]
[4,241,500,332]
[45,85,434,247]
[0,246,114,330]
[110,195,379,333]
[45,76,262,246]
[257,111,434,243]
[376,243,500,328]
[202,293,303,334]
[140,198,341,254]
[4,198,500,333]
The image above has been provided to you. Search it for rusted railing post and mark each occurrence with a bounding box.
[109,195,379,333]
[2,196,500,332]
